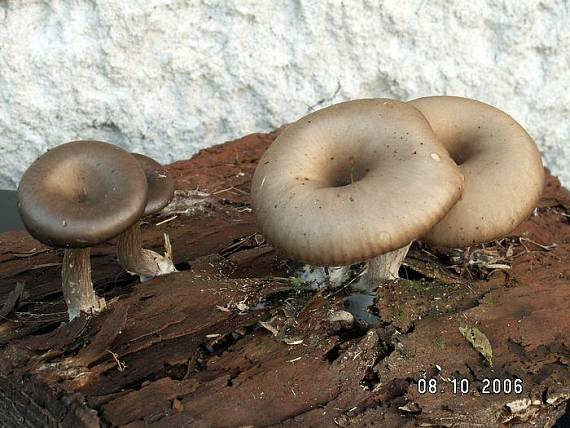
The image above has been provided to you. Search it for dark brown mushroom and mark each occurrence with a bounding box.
[17,141,148,320]
[117,153,176,280]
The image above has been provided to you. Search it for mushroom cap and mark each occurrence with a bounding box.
[131,153,175,216]
[251,99,464,266]
[410,96,544,247]
[17,140,148,248]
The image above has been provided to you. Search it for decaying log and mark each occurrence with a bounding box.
[0,131,568,427]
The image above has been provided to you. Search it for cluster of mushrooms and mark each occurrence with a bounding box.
[251,96,545,287]
[17,141,176,320]
[16,96,544,322]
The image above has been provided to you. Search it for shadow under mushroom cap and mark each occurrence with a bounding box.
[17,141,148,248]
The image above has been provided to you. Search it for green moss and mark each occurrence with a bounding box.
[399,278,462,296]
[484,293,499,305]
[391,305,404,323]
[273,276,308,292]
[432,335,446,350]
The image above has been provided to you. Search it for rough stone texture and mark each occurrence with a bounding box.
[0,0,569,189]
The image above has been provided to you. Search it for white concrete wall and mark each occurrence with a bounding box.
[0,0,568,189]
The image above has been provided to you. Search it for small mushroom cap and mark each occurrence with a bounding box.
[251,99,464,266]
[18,141,148,248]
[131,153,175,216]
[410,96,545,247]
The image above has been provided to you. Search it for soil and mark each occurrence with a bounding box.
[0,131,568,427]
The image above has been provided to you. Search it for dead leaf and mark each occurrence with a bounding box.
[398,402,422,413]
[459,325,493,366]
[172,398,184,413]
[259,320,279,336]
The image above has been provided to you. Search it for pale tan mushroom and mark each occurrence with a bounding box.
[251,99,464,284]
[409,96,544,247]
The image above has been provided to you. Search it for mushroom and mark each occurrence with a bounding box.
[251,99,464,286]
[117,153,176,281]
[409,96,544,247]
[17,140,148,320]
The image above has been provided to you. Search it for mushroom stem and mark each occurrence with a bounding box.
[328,266,349,288]
[366,242,412,283]
[117,222,176,281]
[62,248,106,320]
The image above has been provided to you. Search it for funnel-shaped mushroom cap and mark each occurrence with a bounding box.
[251,99,464,266]
[18,141,148,248]
[410,96,544,247]
[131,153,175,216]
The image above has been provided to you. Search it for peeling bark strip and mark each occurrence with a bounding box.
[0,132,569,427]
[76,306,129,367]
[20,315,90,352]
[0,281,24,318]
